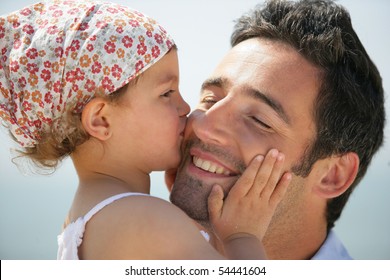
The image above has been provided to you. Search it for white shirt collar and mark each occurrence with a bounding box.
[311,230,352,260]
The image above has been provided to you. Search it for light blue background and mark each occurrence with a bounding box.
[0,0,389,259]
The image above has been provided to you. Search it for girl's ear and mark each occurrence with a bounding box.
[312,152,359,198]
[81,97,112,140]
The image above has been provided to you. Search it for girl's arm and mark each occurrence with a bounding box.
[79,194,224,259]
[80,149,290,260]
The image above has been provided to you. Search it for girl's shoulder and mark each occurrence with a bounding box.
[79,194,220,259]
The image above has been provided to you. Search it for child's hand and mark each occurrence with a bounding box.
[208,149,291,244]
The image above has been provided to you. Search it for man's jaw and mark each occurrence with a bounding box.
[171,138,244,224]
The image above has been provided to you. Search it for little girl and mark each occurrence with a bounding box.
[0,0,291,259]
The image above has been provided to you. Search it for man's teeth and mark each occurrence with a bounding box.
[193,156,231,175]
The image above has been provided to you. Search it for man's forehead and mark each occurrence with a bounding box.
[201,38,321,128]
[213,38,321,91]
[223,38,309,70]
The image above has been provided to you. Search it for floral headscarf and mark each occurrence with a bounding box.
[0,0,174,147]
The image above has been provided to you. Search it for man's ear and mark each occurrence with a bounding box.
[313,152,359,199]
[81,97,112,140]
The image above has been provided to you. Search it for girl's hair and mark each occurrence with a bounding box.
[13,82,131,170]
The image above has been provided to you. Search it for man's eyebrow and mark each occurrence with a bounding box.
[201,77,228,91]
[247,88,290,125]
[200,77,290,124]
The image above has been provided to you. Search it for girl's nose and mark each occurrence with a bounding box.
[177,93,190,117]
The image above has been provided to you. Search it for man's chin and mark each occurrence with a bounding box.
[170,171,210,222]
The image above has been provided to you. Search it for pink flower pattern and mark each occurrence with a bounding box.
[0,0,174,147]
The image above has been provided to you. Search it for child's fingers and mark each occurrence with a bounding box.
[208,184,225,222]
[269,172,291,208]
[247,149,278,197]
[229,155,264,198]
[259,152,285,199]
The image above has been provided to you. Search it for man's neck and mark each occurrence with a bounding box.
[201,217,328,259]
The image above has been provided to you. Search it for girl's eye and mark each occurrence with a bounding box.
[251,116,272,129]
[161,90,174,98]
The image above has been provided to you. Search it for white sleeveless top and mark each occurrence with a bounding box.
[57,192,148,260]
[57,192,210,260]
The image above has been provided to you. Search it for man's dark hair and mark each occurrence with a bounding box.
[231,0,385,230]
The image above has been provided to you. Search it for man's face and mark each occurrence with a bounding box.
[170,38,321,226]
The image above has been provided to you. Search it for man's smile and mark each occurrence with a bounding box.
[192,156,231,175]
[187,147,241,179]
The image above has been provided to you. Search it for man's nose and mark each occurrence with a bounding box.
[192,100,234,146]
